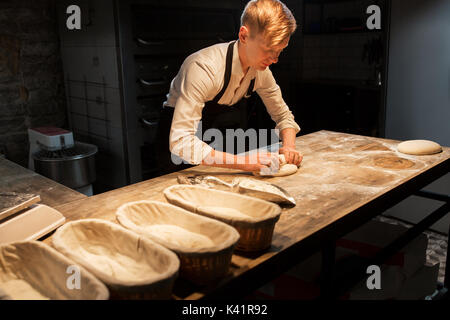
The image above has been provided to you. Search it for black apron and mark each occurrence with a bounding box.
[156,41,255,175]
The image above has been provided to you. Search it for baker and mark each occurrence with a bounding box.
[158,0,303,175]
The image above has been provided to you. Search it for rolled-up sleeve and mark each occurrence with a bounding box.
[255,69,301,134]
[169,61,216,165]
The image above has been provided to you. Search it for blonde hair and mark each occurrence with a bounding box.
[241,0,297,46]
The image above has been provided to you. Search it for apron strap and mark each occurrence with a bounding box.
[246,78,255,97]
[212,41,235,104]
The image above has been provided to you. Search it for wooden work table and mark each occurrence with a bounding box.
[38,130,450,299]
[0,157,86,208]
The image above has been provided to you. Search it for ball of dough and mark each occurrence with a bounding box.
[272,163,298,177]
[397,140,442,155]
[253,154,298,177]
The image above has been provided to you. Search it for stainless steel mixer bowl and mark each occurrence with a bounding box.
[33,142,98,190]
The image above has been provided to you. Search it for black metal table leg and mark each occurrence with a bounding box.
[445,223,450,290]
[414,190,450,293]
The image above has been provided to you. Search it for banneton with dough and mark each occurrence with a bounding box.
[163,185,282,252]
[0,241,109,300]
[116,200,240,284]
[52,219,180,299]
[253,154,299,177]
[397,140,442,155]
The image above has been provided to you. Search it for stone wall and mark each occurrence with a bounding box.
[0,0,67,167]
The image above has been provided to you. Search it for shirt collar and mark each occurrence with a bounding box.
[232,40,255,80]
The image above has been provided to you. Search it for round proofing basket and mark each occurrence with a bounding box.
[0,241,109,300]
[163,185,282,252]
[116,200,240,284]
[52,219,180,299]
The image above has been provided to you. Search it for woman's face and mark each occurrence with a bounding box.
[243,31,289,71]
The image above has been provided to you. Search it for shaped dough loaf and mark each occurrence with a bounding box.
[253,154,298,177]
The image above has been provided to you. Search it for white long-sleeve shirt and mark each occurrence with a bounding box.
[163,40,301,165]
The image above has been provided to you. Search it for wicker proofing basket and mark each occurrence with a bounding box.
[163,185,282,252]
[52,219,180,300]
[116,200,240,285]
[0,241,109,300]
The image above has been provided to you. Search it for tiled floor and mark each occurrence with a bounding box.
[375,215,448,283]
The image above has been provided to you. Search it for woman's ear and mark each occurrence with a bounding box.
[239,25,250,44]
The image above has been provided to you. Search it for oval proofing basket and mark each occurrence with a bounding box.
[163,185,282,252]
[52,219,180,299]
[0,241,109,300]
[116,200,240,284]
